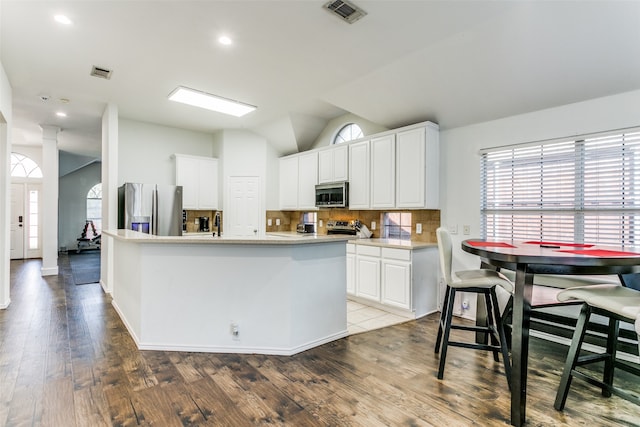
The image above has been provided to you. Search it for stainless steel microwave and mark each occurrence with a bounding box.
[315,182,349,208]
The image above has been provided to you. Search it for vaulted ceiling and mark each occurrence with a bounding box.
[2,1,640,158]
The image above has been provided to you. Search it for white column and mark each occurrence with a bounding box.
[40,125,59,276]
[100,103,118,293]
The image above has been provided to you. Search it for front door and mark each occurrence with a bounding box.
[10,183,24,259]
[226,176,261,237]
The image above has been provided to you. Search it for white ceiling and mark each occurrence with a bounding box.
[2,1,640,158]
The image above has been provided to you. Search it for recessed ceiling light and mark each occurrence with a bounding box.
[168,86,256,117]
[218,36,232,45]
[56,112,67,118]
[54,14,72,25]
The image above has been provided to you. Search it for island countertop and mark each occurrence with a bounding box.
[103,229,353,245]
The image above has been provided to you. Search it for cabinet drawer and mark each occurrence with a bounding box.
[346,243,356,254]
[357,245,381,257]
[382,247,411,261]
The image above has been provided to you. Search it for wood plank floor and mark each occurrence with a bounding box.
[1,256,638,426]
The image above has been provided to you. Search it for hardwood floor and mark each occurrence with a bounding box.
[1,255,638,426]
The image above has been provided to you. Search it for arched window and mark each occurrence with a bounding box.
[333,123,363,144]
[86,183,102,235]
[11,153,43,178]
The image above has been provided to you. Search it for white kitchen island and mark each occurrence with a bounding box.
[104,230,351,355]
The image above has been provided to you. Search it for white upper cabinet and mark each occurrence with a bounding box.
[279,151,318,210]
[370,134,396,208]
[396,124,439,209]
[297,151,318,209]
[348,140,370,209]
[175,154,218,210]
[318,144,348,184]
[279,156,299,209]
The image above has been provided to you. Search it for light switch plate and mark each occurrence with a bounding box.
[371,221,376,230]
[267,218,272,226]
[276,218,281,226]
[319,220,323,228]
[416,223,422,234]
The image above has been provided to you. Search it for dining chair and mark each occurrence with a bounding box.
[435,227,513,386]
[554,284,640,410]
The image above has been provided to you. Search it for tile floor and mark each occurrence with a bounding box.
[347,300,411,335]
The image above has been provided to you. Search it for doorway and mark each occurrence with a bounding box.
[10,183,42,260]
[226,176,262,237]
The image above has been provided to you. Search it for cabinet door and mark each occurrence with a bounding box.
[348,141,370,209]
[371,135,395,208]
[333,144,349,182]
[318,149,334,184]
[381,259,411,310]
[198,158,218,210]
[356,255,380,302]
[346,252,356,295]
[297,152,318,209]
[279,156,299,209]
[396,127,426,208]
[175,155,199,209]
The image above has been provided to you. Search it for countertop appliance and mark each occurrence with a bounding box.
[315,182,348,208]
[297,223,316,234]
[118,182,183,236]
[326,220,357,235]
[199,216,210,232]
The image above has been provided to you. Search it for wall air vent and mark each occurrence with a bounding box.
[90,65,113,80]
[323,0,367,24]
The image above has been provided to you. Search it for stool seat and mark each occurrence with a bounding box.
[557,284,640,320]
[554,284,640,410]
[453,269,514,291]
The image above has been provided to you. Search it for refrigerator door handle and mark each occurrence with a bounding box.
[152,186,159,235]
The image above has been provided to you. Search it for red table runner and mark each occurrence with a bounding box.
[556,249,640,257]
[466,241,516,248]
[524,241,594,248]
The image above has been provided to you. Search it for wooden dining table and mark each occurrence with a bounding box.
[461,239,640,427]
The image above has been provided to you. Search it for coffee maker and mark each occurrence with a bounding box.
[199,216,210,232]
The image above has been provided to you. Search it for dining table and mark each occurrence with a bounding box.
[461,239,640,427]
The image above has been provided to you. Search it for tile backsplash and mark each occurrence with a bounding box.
[265,209,440,243]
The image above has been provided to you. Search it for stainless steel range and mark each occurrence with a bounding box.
[326,220,357,235]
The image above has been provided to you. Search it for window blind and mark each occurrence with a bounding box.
[481,129,640,246]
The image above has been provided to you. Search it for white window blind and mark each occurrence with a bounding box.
[481,129,640,246]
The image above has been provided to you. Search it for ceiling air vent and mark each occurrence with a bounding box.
[324,0,367,24]
[90,65,113,80]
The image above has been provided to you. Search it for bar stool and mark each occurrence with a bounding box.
[435,227,513,386]
[554,284,640,410]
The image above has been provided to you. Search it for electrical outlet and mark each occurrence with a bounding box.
[276,218,281,226]
[267,218,272,226]
[463,225,470,235]
[371,221,376,230]
[230,322,239,340]
[462,300,470,310]
[416,223,422,234]
[319,219,323,228]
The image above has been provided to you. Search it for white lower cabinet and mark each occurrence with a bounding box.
[381,248,412,310]
[347,242,438,318]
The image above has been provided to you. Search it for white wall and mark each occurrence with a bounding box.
[309,113,389,150]
[441,89,640,318]
[118,119,214,185]
[0,59,12,308]
[58,162,102,251]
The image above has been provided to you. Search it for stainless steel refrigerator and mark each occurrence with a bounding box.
[118,183,183,236]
